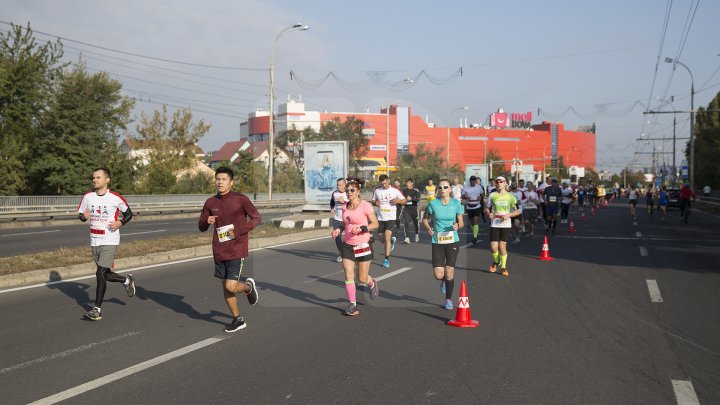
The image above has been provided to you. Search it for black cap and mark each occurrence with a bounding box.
[469,175,477,180]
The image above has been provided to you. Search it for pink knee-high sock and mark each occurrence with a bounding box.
[345,280,356,303]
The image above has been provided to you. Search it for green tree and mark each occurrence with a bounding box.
[273,161,304,192]
[274,125,316,172]
[395,144,461,188]
[485,149,505,178]
[318,116,368,163]
[175,172,214,194]
[0,23,65,195]
[693,92,720,189]
[28,61,136,194]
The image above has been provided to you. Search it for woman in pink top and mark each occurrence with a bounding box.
[331,180,380,316]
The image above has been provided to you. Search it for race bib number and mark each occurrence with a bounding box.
[216,224,235,242]
[492,211,511,227]
[335,206,343,217]
[548,196,557,203]
[353,242,372,258]
[437,231,454,244]
[380,207,393,214]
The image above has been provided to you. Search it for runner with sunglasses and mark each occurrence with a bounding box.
[483,176,521,277]
[423,179,464,310]
[332,180,380,316]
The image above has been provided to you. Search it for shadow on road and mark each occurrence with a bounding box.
[134,285,229,326]
[46,270,125,311]
[259,280,346,313]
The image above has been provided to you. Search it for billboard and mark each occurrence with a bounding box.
[304,141,348,204]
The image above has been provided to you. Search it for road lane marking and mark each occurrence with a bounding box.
[28,335,227,405]
[646,280,663,303]
[1,230,61,237]
[672,380,700,405]
[460,243,473,249]
[122,230,166,236]
[633,221,638,226]
[636,231,642,238]
[1,235,331,294]
[375,267,413,282]
[0,332,139,375]
[639,246,648,256]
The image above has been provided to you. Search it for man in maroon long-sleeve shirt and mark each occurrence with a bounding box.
[199,167,262,332]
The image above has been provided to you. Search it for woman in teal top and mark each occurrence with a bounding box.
[422,179,464,310]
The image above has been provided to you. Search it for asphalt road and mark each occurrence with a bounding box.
[0,209,293,258]
[1,200,718,404]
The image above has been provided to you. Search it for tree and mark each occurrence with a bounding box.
[133,105,211,193]
[485,149,505,178]
[28,61,136,194]
[0,23,65,195]
[395,144,461,188]
[693,91,720,189]
[274,125,315,172]
[175,172,214,194]
[318,116,368,163]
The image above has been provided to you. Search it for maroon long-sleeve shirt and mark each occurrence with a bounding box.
[198,191,261,261]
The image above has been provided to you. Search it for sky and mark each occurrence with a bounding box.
[3,0,720,173]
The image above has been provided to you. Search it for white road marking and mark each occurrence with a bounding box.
[28,336,226,405]
[646,280,663,303]
[639,246,648,257]
[122,229,166,236]
[0,332,139,374]
[636,231,642,238]
[1,229,61,237]
[556,235,720,243]
[633,221,638,226]
[460,243,473,249]
[1,235,331,294]
[375,267,413,282]
[672,379,700,405]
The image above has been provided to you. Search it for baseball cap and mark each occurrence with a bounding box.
[469,175,477,181]
[495,176,507,183]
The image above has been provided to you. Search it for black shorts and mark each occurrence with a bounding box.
[340,242,374,262]
[466,207,482,218]
[214,258,245,281]
[629,199,637,206]
[489,227,511,242]
[546,204,559,217]
[432,242,460,268]
[378,220,395,233]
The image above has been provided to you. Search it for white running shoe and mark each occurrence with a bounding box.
[336,255,342,262]
[415,234,419,242]
[403,237,410,244]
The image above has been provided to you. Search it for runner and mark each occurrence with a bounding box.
[394,179,403,229]
[372,174,407,267]
[332,180,380,316]
[510,182,525,244]
[425,179,437,203]
[577,185,586,213]
[462,175,485,244]
[330,178,348,263]
[560,182,573,224]
[658,185,669,222]
[401,178,421,243]
[523,183,541,236]
[484,176,521,277]
[199,167,261,333]
[77,167,136,321]
[451,177,464,202]
[537,175,551,224]
[422,179,464,310]
[543,178,563,235]
[679,184,696,224]
[645,186,655,217]
[628,185,638,220]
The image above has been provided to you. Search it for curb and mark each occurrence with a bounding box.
[0,227,330,290]
[274,217,330,229]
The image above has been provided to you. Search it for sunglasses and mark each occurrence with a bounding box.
[439,185,451,189]
[496,180,505,183]
[347,188,358,193]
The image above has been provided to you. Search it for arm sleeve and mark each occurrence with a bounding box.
[234,196,262,235]
[77,195,88,222]
[120,207,133,225]
[198,201,210,232]
[330,193,336,209]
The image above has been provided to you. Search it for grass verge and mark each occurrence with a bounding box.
[0,223,301,276]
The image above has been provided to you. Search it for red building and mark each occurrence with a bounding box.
[239,99,596,175]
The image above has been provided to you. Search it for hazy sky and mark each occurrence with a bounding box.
[4,0,719,172]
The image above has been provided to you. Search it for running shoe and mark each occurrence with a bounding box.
[369,280,380,300]
[245,278,259,306]
[489,261,498,273]
[444,299,453,310]
[500,268,509,277]
[336,255,342,262]
[512,237,520,244]
[403,237,410,244]
[84,307,102,321]
[224,317,246,333]
[391,236,397,252]
[472,237,478,244]
[125,274,136,297]
[343,303,359,316]
[382,258,390,268]
[415,234,419,242]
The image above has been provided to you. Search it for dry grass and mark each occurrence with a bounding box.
[0,223,299,276]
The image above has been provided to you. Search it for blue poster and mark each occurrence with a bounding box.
[304,141,348,204]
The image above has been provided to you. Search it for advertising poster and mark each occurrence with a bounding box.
[465,164,489,189]
[304,141,348,204]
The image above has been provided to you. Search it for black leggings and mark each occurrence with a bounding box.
[95,266,126,307]
[402,206,419,237]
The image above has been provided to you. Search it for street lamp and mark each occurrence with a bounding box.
[268,23,309,200]
[566,147,578,177]
[656,96,678,185]
[385,78,414,176]
[446,106,469,177]
[664,57,694,188]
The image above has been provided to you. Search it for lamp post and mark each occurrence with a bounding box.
[385,78,414,176]
[656,96,678,186]
[446,106,469,177]
[542,144,551,178]
[664,57,694,188]
[566,147,578,177]
[268,23,309,200]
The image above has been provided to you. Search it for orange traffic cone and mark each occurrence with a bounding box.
[581,212,587,221]
[447,280,479,328]
[538,235,554,261]
[568,221,576,232]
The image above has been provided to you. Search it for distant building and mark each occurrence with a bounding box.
[209,138,288,169]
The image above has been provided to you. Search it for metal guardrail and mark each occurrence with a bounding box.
[0,195,305,222]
